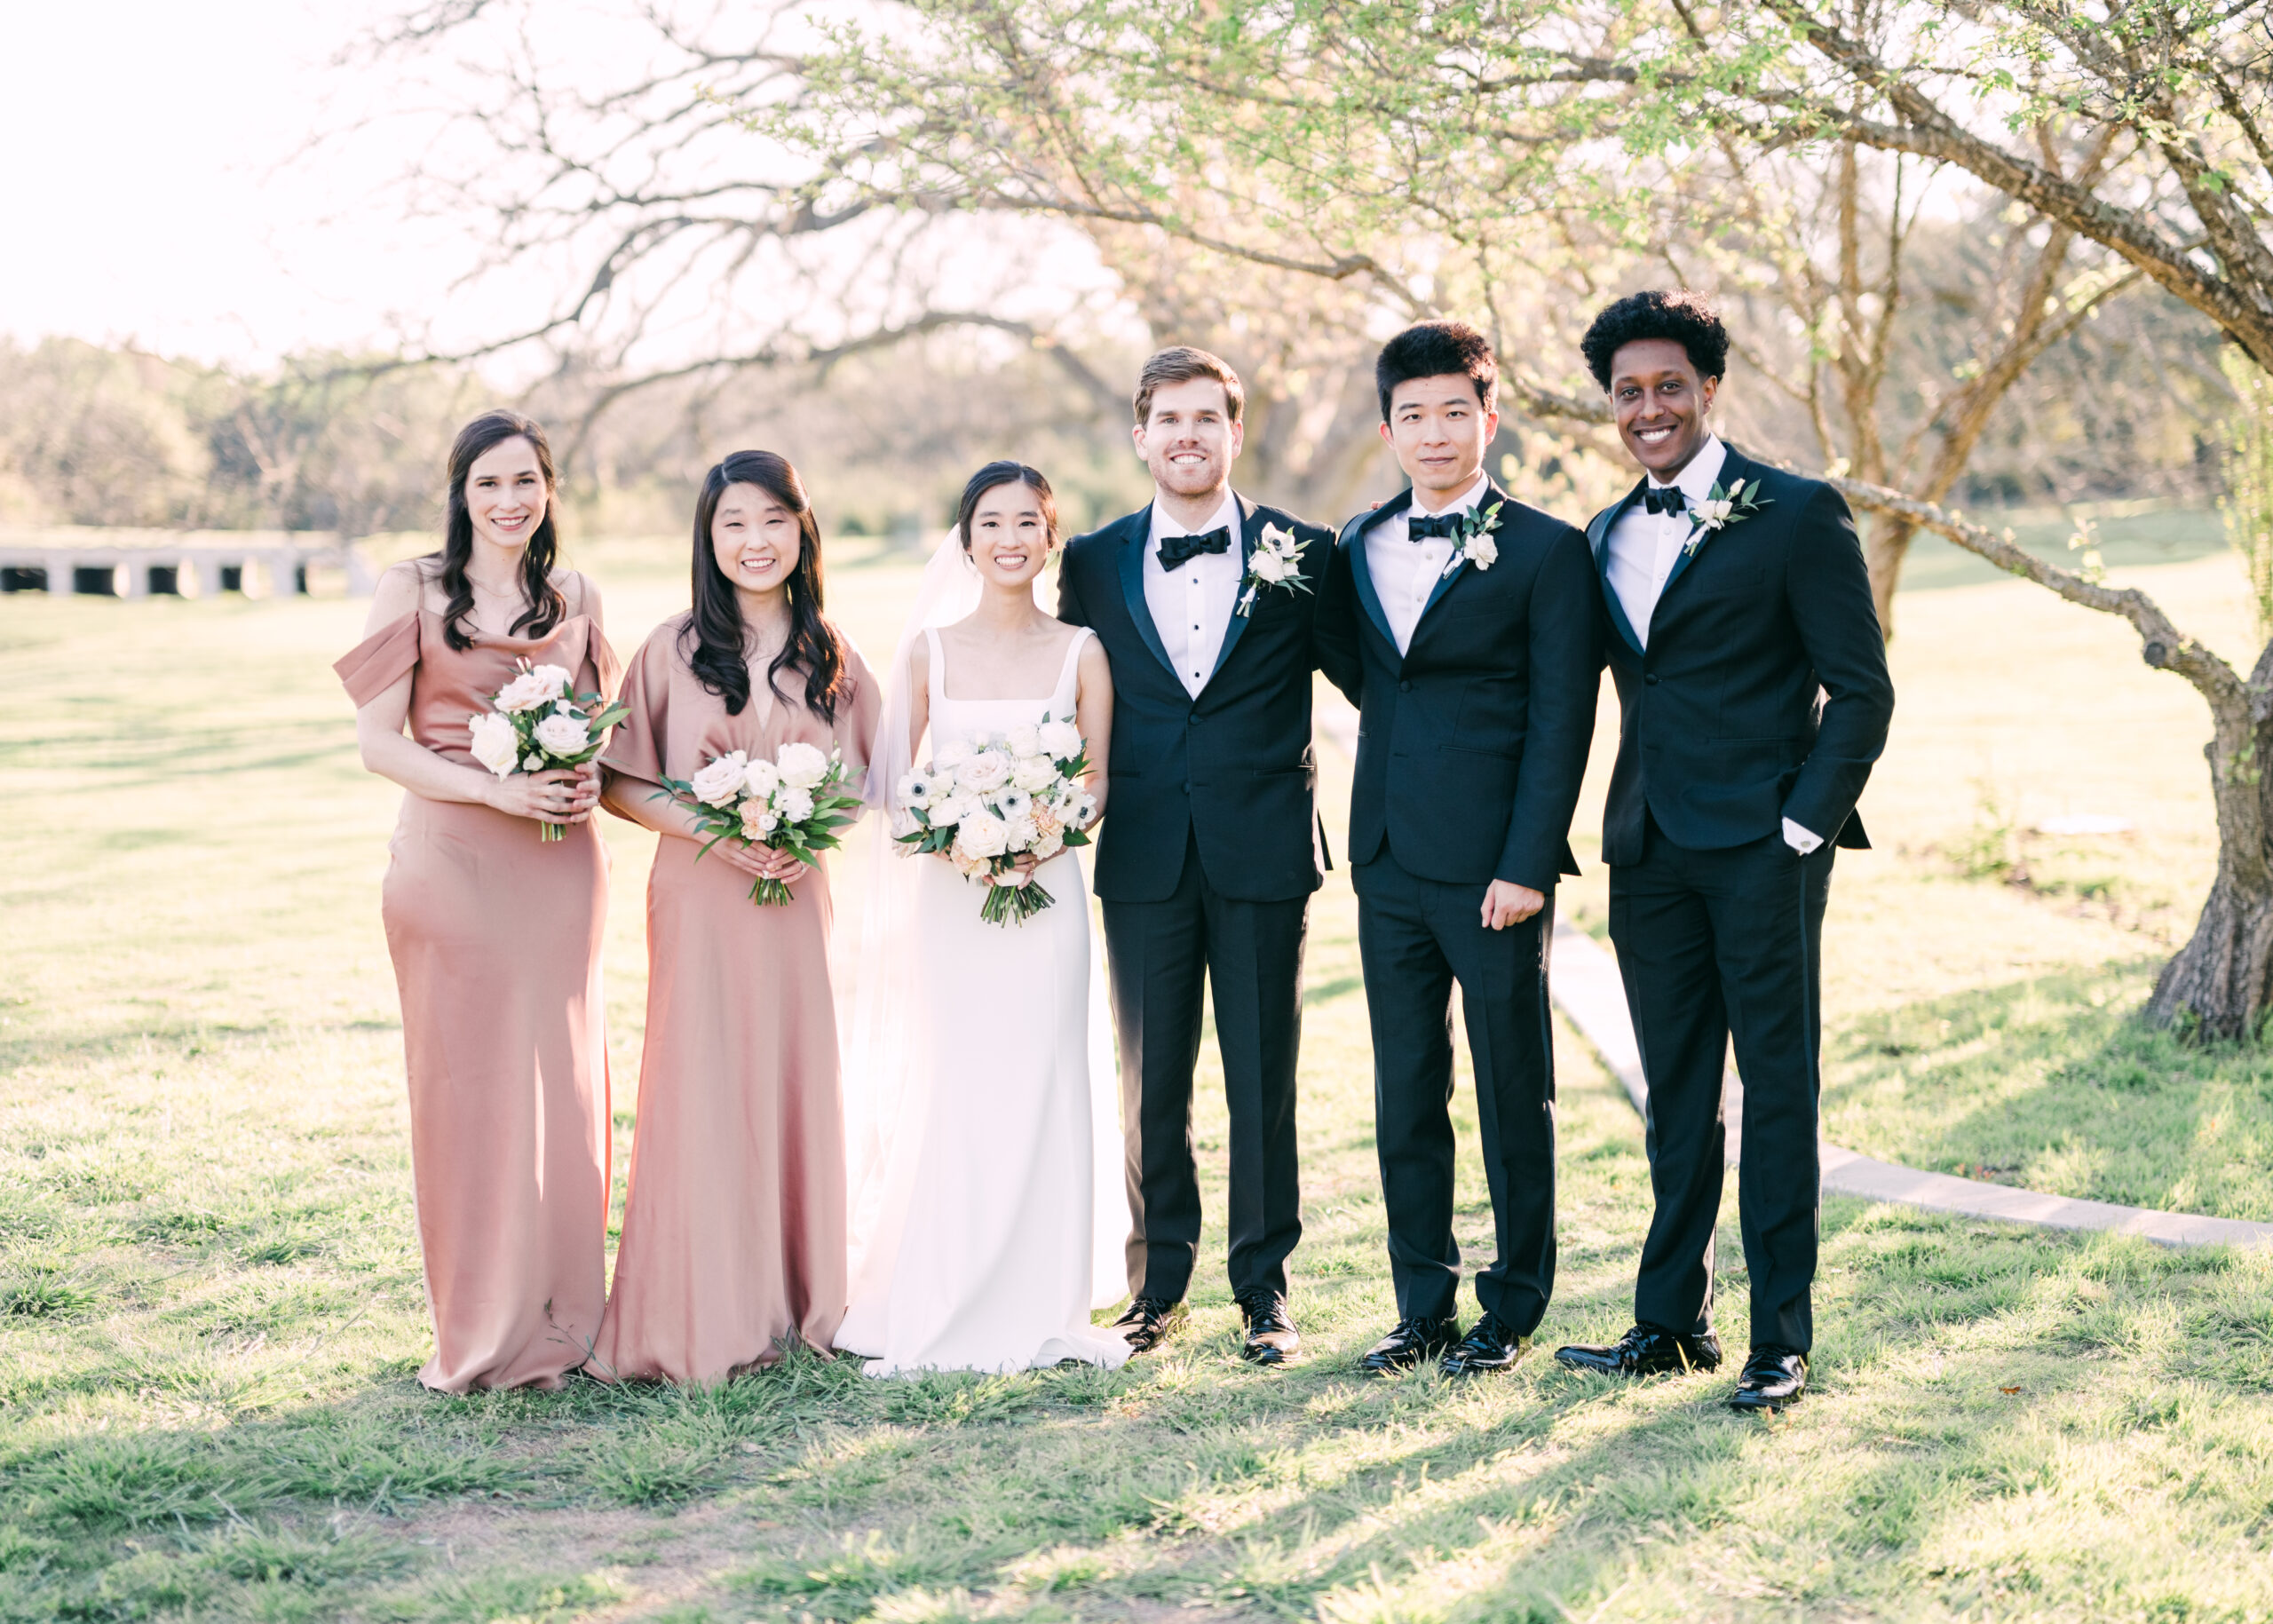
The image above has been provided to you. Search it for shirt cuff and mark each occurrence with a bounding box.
[1782,817,1824,856]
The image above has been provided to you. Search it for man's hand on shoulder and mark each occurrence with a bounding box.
[1482,880,1545,931]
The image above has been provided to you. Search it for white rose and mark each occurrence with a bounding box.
[689,752,750,807]
[495,664,571,714]
[956,812,1010,859]
[1010,755,1057,793]
[1005,723,1041,758]
[1032,826,1065,860]
[522,753,544,772]
[467,711,519,778]
[775,741,829,789]
[776,785,815,824]
[1465,535,1499,569]
[956,749,1012,795]
[932,739,973,771]
[1003,814,1038,852]
[1250,549,1292,582]
[532,712,590,757]
[741,757,781,798]
[1037,719,1081,760]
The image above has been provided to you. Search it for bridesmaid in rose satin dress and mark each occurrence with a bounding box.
[336,410,618,1394]
[594,450,880,1384]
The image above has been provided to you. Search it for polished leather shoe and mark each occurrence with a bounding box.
[1235,1290,1301,1365]
[1440,1311,1531,1376]
[1728,1346,1807,1412]
[1358,1316,1460,1375]
[1112,1295,1186,1354]
[1553,1323,1723,1377]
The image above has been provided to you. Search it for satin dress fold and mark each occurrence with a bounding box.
[593,615,881,1383]
[335,598,620,1393]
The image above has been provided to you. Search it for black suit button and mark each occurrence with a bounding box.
[1643,672,1661,685]
[1398,680,1413,693]
[1188,715,1199,726]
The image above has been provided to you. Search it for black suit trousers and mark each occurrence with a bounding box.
[1102,832,1308,1303]
[1609,818,1835,1353]
[1353,850,1557,1330]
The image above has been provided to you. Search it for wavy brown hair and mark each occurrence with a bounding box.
[433,409,566,653]
[682,450,847,723]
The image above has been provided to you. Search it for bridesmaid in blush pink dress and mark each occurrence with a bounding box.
[594,449,880,1384]
[335,409,618,1393]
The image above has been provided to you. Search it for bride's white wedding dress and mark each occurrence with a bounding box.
[836,624,1131,1376]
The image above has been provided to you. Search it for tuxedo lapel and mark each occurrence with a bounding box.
[1113,505,1182,685]
[1411,477,1507,637]
[1648,447,1750,634]
[1344,490,1406,655]
[1589,480,1648,657]
[1204,494,1263,685]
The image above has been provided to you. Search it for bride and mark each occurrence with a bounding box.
[836,461,1132,1375]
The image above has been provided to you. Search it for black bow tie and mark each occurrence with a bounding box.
[1407,511,1463,541]
[1158,526,1232,569]
[1643,487,1686,516]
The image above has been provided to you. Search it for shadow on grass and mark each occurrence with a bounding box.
[6,1210,2269,1622]
[1823,961,2273,1220]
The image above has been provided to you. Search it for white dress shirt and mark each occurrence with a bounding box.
[1604,435,1822,855]
[1145,488,1245,699]
[1365,467,1488,656]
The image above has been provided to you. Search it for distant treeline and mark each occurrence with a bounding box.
[0,305,2236,544]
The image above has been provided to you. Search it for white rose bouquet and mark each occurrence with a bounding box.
[655,740,861,905]
[467,658,630,842]
[894,713,1096,925]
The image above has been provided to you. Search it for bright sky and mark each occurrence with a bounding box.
[0,0,741,368]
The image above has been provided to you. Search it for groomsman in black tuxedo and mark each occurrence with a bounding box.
[1315,321,1598,1377]
[1552,291,1894,1412]
[1057,347,1334,1364]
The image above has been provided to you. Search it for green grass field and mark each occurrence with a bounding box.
[6,533,2273,1622]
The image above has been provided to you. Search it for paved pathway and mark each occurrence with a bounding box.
[1311,698,2273,1249]
[1549,920,2273,1249]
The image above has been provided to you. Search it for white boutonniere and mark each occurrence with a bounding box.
[1682,480,1769,557]
[1439,500,1504,578]
[1235,523,1314,616]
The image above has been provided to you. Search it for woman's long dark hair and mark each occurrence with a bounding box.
[682,450,847,723]
[434,409,567,653]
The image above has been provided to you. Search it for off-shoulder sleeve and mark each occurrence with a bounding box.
[334,613,421,707]
[836,638,883,781]
[601,628,672,790]
[567,574,622,700]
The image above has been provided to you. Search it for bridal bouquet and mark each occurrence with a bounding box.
[467,659,630,842]
[894,716,1097,925]
[656,741,862,904]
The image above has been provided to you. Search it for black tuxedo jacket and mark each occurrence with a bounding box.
[1587,445,1895,867]
[1315,479,1598,892]
[1057,494,1334,904]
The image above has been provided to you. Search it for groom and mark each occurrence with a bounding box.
[1315,321,1598,1377]
[1057,346,1334,1365]
[1552,290,1894,1412]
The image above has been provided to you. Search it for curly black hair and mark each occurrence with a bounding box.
[1579,290,1730,392]
[1376,320,1498,422]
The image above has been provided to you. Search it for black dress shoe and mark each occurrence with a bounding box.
[1728,1346,1807,1412]
[1358,1316,1460,1375]
[1440,1311,1531,1376]
[1112,1295,1186,1354]
[1553,1323,1723,1377]
[1234,1290,1301,1365]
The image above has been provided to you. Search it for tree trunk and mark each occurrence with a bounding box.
[1865,516,1913,638]
[2148,682,2273,1038]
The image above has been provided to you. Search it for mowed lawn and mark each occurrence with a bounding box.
[4,533,2273,1622]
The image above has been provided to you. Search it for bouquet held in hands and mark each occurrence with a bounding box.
[657,740,862,904]
[895,716,1097,925]
[467,659,630,842]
